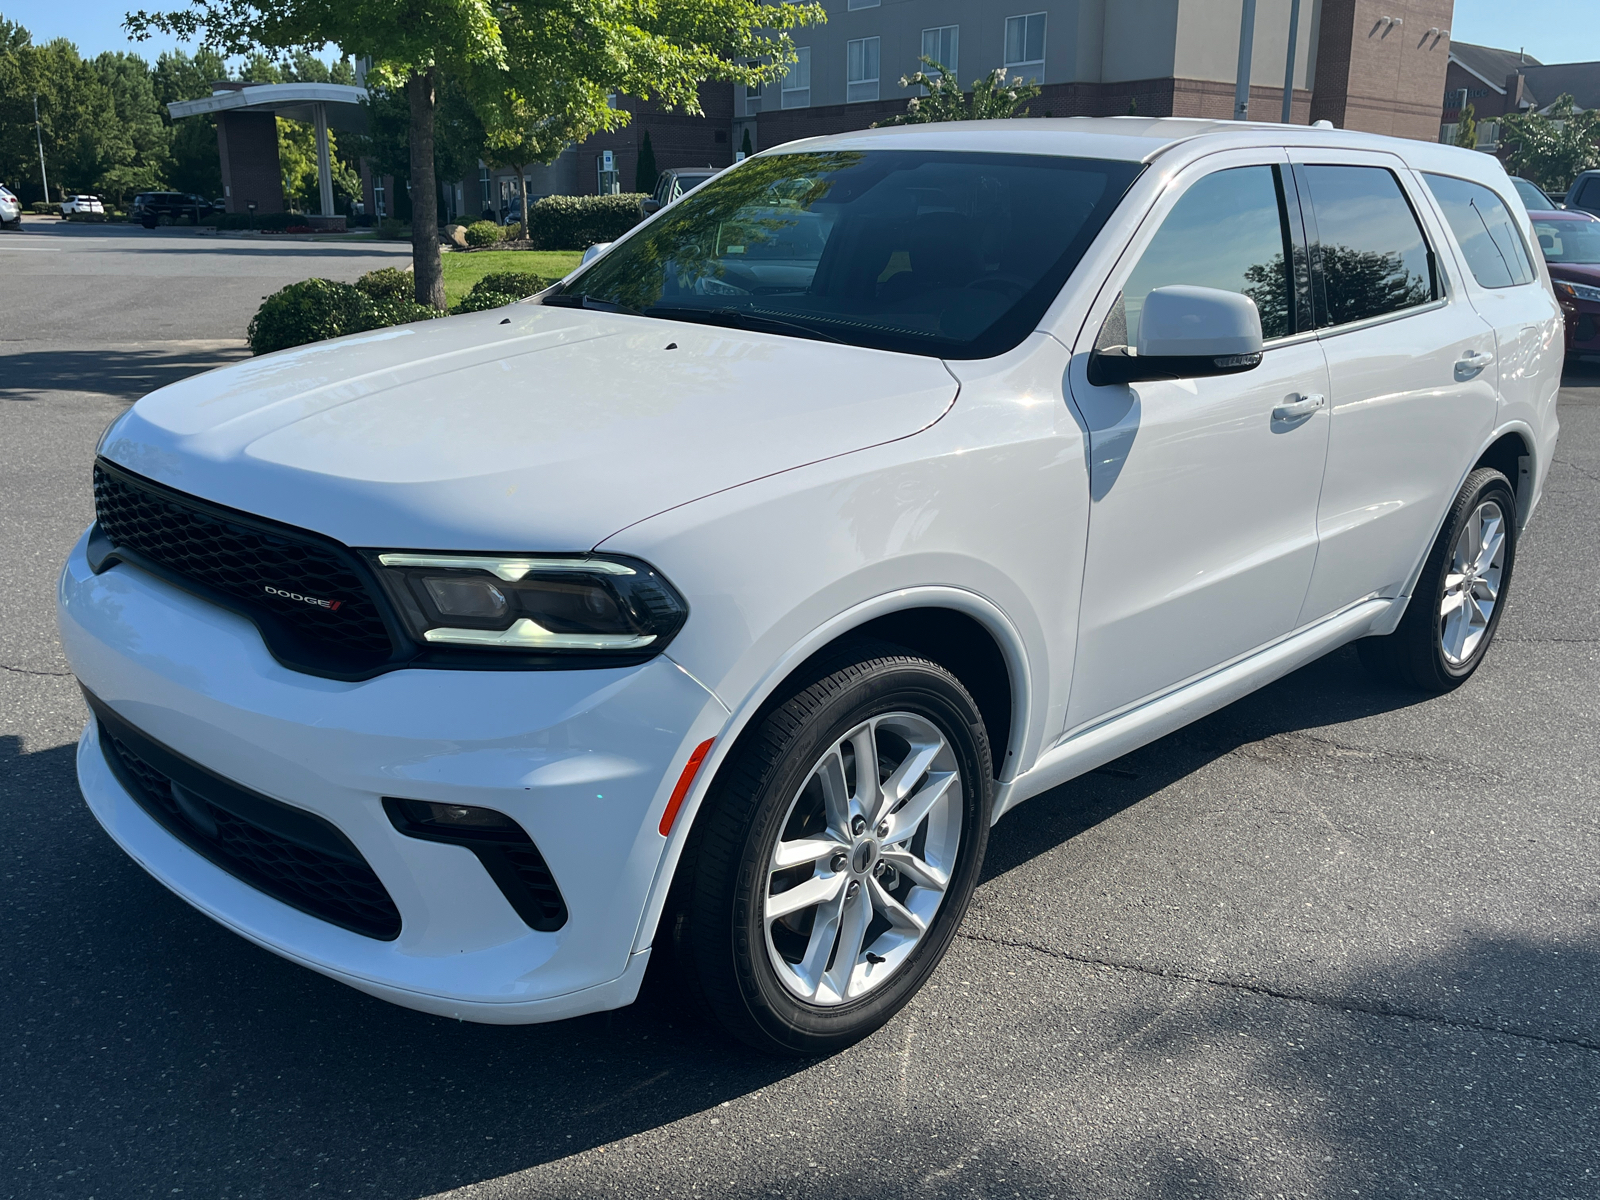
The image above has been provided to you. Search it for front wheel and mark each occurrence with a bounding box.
[1359,467,1517,691]
[670,642,992,1055]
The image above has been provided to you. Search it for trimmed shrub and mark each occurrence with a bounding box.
[525,194,647,250]
[450,271,549,315]
[246,278,443,355]
[452,289,522,314]
[464,220,503,248]
[378,217,407,240]
[354,267,412,302]
[474,271,549,298]
[366,296,446,328]
[247,279,376,355]
[31,201,61,215]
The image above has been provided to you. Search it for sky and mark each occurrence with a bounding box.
[3,0,1598,67]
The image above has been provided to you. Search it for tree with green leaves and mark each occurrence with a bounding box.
[1454,102,1477,150]
[152,46,231,197]
[1500,95,1600,193]
[636,129,659,197]
[358,71,484,224]
[873,59,1041,128]
[126,0,824,309]
[92,51,173,205]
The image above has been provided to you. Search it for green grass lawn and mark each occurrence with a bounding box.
[441,249,584,307]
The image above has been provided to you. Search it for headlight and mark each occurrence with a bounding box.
[1554,279,1600,303]
[370,552,688,658]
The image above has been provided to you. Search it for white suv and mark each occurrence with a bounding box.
[60,119,1561,1054]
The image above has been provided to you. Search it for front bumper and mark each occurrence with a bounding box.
[58,529,726,1023]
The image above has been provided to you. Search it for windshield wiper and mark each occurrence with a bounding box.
[540,293,644,316]
[646,305,844,345]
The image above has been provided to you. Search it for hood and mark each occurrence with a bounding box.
[1549,262,1600,288]
[102,304,958,551]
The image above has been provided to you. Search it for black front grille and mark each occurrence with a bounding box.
[90,693,402,940]
[502,844,569,928]
[92,461,396,674]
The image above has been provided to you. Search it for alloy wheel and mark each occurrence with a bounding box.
[1440,499,1506,666]
[763,712,963,1006]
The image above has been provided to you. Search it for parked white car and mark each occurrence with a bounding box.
[60,194,105,216]
[0,183,21,228]
[61,118,1561,1054]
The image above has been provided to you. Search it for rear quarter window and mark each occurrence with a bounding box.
[1422,173,1537,288]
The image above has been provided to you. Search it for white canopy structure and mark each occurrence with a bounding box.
[168,82,369,219]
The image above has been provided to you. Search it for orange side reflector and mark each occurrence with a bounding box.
[659,738,715,837]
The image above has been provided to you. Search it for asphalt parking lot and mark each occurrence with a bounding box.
[3,219,1598,1200]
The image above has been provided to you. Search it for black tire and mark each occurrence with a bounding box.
[140,216,157,229]
[669,640,993,1055]
[1358,467,1517,691]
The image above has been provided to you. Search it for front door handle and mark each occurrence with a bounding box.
[1456,349,1495,379]
[1272,392,1325,422]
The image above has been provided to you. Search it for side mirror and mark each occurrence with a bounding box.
[1089,285,1265,386]
[579,242,613,267]
[639,197,661,217]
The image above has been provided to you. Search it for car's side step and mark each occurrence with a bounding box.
[991,597,1395,823]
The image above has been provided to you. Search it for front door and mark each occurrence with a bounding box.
[1065,152,1331,733]
[1288,153,1502,624]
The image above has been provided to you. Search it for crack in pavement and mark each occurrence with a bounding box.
[0,662,73,678]
[958,930,1600,1053]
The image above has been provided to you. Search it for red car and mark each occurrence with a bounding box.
[1530,208,1600,358]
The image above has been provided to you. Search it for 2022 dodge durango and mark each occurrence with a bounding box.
[60,119,1562,1054]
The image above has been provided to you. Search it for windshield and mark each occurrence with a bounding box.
[1513,178,1555,211]
[1533,218,1600,264]
[555,150,1143,358]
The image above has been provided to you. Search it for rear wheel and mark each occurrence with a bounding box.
[669,642,992,1055]
[1359,467,1516,691]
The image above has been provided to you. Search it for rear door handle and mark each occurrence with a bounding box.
[1272,392,1325,422]
[1456,349,1494,379]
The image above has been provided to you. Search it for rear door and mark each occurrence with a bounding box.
[1289,150,1500,624]
[1419,171,1563,501]
[1064,149,1332,731]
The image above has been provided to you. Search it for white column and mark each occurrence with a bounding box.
[314,102,335,217]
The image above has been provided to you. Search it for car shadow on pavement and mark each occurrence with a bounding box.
[8,743,1595,1200]
[0,344,250,401]
[0,732,810,1199]
[4,639,1595,1198]
[982,643,1428,884]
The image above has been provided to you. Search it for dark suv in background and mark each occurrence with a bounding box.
[133,192,220,228]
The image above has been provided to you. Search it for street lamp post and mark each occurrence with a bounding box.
[33,93,49,202]
[1233,0,1258,121]
[1281,0,1302,124]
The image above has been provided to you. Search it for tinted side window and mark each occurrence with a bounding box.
[1115,165,1297,345]
[1302,165,1435,327]
[1422,173,1536,288]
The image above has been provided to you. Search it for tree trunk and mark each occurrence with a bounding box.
[406,68,446,310]
[515,163,530,243]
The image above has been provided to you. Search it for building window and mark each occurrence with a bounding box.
[745,63,765,116]
[479,165,491,211]
[1004,12,1046,80]
[847,37,880,103]
[847,0,879,9]
[372,180,386,219]
[921,25,959,78]
[782,47,811,109]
